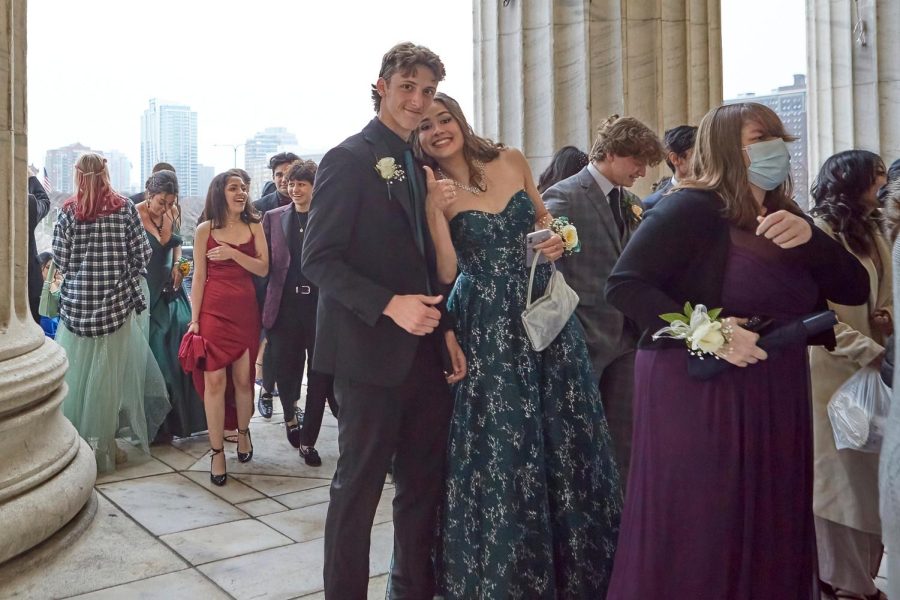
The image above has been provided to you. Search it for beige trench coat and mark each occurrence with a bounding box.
[810,219,893,534]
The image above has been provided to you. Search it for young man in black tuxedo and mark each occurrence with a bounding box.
[302,42,466,599]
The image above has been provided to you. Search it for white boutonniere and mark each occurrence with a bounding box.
[652,303,731,358]
[374,157,405,184]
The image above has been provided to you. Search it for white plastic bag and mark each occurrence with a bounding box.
[828,367,892,453]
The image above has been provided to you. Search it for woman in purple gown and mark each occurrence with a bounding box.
[604,102,869,599]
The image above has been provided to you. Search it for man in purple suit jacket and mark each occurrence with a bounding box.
[261,160,335,466]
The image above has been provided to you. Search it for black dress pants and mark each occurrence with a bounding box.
[323,341,452,600]
[261,340,275,394]
[266,291,335,445]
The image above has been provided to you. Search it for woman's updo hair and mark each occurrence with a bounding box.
[145,170,179,197]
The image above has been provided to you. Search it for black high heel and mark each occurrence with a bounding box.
[237,428,254,463]
[209,447,227,486]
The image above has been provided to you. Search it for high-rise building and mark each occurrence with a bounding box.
[141,99,199,197]
[198,164,215,197]
[44,142,93,195]
[244,127,299,199]
[726,74,809,209]
[105,150,132,194]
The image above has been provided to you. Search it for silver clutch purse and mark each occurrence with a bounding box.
[521,251,579,351]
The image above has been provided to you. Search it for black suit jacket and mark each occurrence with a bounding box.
[253,190,290,215]
[302,118,448,387]
[28,176,50,320]
[605,188,869,350]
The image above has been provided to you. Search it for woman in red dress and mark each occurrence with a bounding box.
[189,170,268,485]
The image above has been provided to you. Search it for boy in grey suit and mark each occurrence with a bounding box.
[543,115,664,482]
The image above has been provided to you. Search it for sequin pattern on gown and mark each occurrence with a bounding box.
[439,190,622,599]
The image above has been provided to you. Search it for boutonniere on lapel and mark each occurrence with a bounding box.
[374,156,406,201]
[375,156,405,187]
[623,193,643,225]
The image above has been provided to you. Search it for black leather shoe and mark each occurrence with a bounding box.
[285,419,301,448]
[237,428,254,463]
[209,447,227,486]
[257,392,273,419]
[299,445,322,467]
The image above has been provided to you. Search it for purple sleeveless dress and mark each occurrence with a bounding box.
[607,228,820,599]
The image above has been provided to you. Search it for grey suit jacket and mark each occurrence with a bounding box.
[543,166,640,375]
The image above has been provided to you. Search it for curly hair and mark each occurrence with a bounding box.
[371,42,446,112]
[810,149,885,256]
[589,115,666,166]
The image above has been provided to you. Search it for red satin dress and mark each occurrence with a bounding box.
[192,232,261,429]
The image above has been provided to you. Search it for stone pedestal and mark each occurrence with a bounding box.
[473,0,723,196]
[807,0,900,170]
[0,0,96,565]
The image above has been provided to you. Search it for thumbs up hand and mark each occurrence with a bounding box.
[424,165,459,214]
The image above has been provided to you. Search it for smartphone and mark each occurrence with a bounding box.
[525,229,552,266]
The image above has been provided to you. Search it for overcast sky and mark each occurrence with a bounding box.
[26,0,806,187]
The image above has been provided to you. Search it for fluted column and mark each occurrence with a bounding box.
[473,0,722,196]
[0,0,96,565]
[807,0,900,171]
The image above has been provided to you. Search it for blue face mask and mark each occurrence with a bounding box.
[745,138,791,190]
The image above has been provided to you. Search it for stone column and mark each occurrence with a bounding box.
[473,0,723,196]
[0,0,96,565]
[807,0,900,171]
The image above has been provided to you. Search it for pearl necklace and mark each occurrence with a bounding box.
[437,160,487,195]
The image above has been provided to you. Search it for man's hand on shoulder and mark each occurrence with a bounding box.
[383,294,443,335]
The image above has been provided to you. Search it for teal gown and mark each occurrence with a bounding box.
[438,191,622,599]
[146,232,206,437]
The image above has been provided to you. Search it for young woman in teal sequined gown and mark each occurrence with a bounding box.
[414,93,622,599]
[136,171,206,438]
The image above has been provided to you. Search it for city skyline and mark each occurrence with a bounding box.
[25,0,803,190]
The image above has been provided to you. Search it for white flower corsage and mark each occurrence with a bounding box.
[548,216,581,255]
[652,303,731,358]
[374,157,405,184]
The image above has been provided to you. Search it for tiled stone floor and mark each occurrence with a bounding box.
[1,400,393,599]
[0,388,893,599]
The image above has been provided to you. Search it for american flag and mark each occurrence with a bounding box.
[41,167,52,193]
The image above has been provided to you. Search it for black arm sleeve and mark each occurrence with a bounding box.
[605,191,722,333]
[301,147,394,327]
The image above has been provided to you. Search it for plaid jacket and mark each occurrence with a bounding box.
[52,201,151,337]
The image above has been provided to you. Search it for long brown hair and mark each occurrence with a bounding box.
[411,92,504,189]
[678,102,802,229]
[201,169,260,229]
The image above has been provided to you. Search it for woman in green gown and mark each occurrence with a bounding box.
[136,170,206,438]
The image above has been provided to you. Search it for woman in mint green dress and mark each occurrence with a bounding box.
[136,171,206,438]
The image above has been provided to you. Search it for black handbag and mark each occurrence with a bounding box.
[161,282,180,304]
